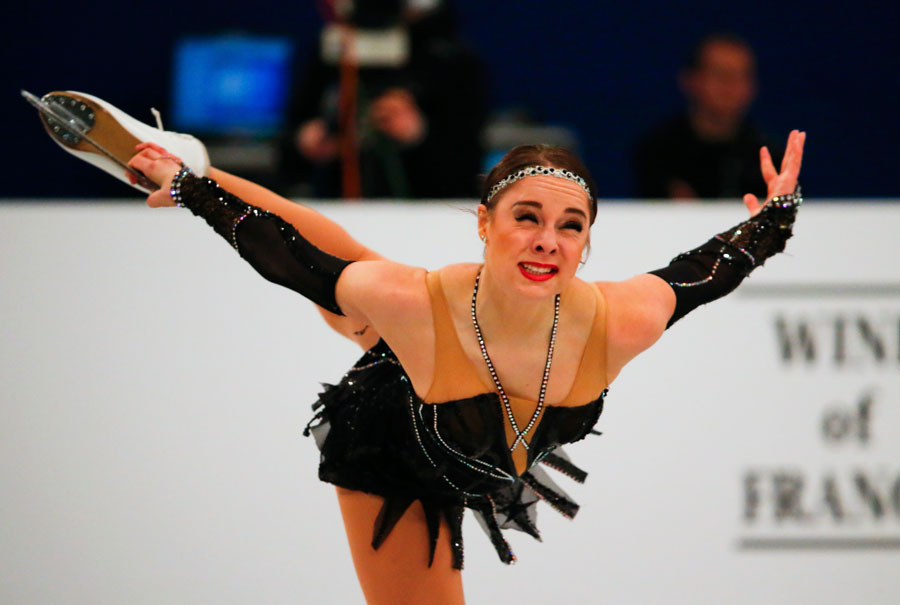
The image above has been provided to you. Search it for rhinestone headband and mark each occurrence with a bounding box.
[486,165,592,203]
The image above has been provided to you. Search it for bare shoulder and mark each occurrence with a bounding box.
[423,262,480,314]
[337,260,438,395]
[595,273,674,308]
[565,276,603,322]
[595,274,676,379]
[436,262,482,286]
[342,259,427,289]
[337,260,430,322]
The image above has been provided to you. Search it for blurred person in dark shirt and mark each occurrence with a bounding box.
[634,34,783,200]
[281,0,486,199]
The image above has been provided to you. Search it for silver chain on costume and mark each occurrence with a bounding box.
[470,272,560,452]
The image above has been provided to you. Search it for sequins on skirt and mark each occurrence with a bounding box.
[304,340,605,569]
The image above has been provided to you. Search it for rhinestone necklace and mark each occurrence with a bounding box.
[471,272,560,452]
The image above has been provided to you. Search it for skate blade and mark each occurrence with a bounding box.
[22,89,160,191]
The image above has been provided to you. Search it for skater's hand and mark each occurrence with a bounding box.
[128,142,185,207]
[743,129,806,217]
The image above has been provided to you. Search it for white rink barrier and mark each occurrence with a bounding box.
[2,199,899,604]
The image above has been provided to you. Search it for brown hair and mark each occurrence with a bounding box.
[480,144,598,224]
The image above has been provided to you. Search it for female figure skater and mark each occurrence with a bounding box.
[32,91,804,604]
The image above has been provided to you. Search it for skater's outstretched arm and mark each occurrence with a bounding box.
[132,143,385,264]
[207,167,384,350]
[207,167,387,265]
[132,143,383,350]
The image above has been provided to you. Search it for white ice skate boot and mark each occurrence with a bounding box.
[23,89,209,193]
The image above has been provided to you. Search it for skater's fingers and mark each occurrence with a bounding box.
[131,146,184,170]
[135,141,169,156]
[743,193,762,216]
[129,148,159,166]
[128,152,181,189]
[127,151,164,172]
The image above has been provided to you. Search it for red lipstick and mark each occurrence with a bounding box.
[518,262,558,282]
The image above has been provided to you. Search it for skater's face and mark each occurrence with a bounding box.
[477,176,590,299]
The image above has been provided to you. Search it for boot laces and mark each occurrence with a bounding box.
[149,107,194,140]
[150,107,165,130]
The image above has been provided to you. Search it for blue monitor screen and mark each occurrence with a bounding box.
[171,36,293,137]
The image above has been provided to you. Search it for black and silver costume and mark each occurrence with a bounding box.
[173,168,801,567]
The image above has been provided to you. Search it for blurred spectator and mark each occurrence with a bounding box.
[280,0,486,198]
[634,33,783,199]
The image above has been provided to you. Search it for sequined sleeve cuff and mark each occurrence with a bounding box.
[169,166,193,208]
[714,186,803,272]
[649,186,802,326]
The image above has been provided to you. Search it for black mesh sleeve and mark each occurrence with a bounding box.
[649,187,802,327]
[170,168,351,315]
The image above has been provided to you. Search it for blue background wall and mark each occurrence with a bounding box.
[5,0,898,198]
